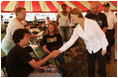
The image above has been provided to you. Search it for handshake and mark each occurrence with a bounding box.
[49,50,61,58]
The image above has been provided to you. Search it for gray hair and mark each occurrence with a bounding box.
[91,2,100,8]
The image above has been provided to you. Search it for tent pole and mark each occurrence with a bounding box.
[30,1,31,21]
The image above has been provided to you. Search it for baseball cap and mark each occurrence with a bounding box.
[103,2,110,7]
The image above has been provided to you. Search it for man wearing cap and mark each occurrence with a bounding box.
[85,2,108,33]
[102,2,117,64]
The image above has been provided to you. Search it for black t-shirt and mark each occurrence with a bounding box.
[41,33,63,52]
[6,45,34,77]
[85,12,108,29]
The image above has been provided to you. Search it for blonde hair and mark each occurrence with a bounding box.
[69,8,83,18]
[45,22,59,35]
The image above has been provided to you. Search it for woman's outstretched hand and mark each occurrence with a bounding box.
[51,50,61,58]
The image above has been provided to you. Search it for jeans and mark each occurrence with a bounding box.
[59,26,70,42]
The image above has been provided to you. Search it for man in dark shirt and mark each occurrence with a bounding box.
[5,29,60,77]
[85,2,108,77]
[85,2,108,33]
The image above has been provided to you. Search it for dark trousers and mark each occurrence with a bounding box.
[106,29,115,61]
[87,49,106,77]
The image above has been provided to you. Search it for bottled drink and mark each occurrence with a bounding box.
[45,66,58,72]
[45,66,51,72]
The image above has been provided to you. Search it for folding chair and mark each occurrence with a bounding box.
[28,26,45,61]
[27,27,41,61]
[68,38,88,75]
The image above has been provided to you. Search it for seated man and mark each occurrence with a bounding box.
[5,29,60,77]
[32,16,39,27]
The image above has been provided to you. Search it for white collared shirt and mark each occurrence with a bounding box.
[59,18,108,54]
[102,11,117,30]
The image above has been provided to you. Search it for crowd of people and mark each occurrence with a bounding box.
[1,1,117,77]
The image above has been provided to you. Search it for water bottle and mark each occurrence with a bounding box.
[45,66,51,72]
[50,66,58,72]
[45,66,58,72]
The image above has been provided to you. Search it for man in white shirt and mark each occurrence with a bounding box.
[102,2,117,64]
[1,7,26,55]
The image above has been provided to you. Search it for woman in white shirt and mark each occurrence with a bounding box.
[53,8,108,77]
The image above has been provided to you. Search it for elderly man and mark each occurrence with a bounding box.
[1,7,35,55]
[102,2,117,64]
[1,7,26,55]
[85,2,108,33]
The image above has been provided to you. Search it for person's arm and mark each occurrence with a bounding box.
[57,26,79,53]
[29,34,37,39]
[28,51,59,69]
[113,14,117,39]
[56,14,60,25]
[43,45,51,54]
[114,22,117,39]
[38,66,47,69]
[102,13,108,33]
[33,21,35,25]
[102,27,107,33]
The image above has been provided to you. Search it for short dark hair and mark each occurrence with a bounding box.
[115,13,117,15]
[15,7,26,16]
[13,29,29,44]
[61,4,67,8]
[103,2,110,7]
[46,17,49,19]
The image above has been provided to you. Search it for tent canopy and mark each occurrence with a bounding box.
[1,1,117,13]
